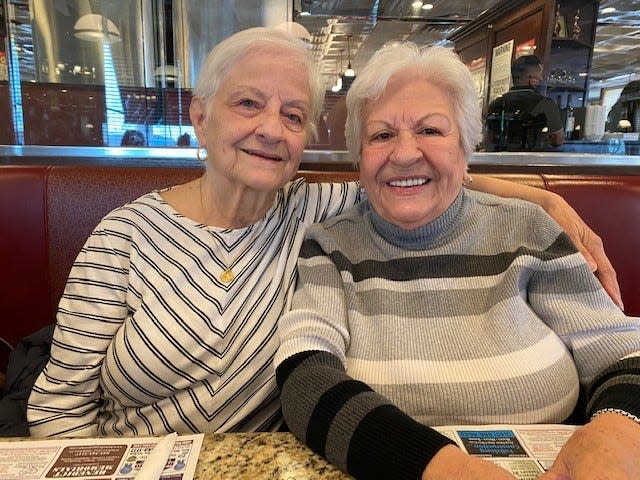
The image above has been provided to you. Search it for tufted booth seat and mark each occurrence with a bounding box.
[1,165,639,368]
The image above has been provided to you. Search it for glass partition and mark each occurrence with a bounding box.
[0,0,289,148]
[0,0,638,159]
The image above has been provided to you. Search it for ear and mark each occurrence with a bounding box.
[189,97,208,146]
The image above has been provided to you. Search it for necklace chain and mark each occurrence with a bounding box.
[199,177,242,284]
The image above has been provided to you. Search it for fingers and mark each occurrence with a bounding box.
[579,229,624,310]
[594,260,624,311]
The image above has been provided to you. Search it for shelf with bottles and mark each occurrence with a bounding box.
[546,69,587,91]
[552,0,595,37]
[548,84,587,93]
[551,89,587,110]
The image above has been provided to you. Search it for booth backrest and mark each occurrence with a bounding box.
[1,165,639,353]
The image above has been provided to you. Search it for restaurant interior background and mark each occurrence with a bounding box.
[0,0,638,160]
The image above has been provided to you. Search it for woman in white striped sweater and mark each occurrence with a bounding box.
[28,27,621,439]
[275,43,640,479]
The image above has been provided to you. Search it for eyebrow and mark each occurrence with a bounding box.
[365,112,452,129]
[231,86,310,111]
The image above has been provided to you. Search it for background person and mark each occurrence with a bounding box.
[176,132,192,146]
[485,54,564,151]
[275,42,640,480]
[606,79,640,134]
[26,27,621,438]
[120,129,146,146]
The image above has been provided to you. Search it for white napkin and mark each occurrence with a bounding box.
[584,105,607,141]
[134,432,178,480]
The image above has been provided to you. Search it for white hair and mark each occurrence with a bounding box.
[345,42,482,165]
[193,27,324,141]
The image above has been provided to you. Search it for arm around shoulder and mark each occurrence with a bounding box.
[467,174,622,308]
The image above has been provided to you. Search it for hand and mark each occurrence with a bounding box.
[422,445,518,480]
[539,412,640,479]
[542,192,623,310]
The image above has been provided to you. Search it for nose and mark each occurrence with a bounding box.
[389,130,422,165]
[255,109,284,143]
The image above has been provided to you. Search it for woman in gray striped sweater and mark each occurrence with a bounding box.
[27,27,622,439]
[275,43,640,479]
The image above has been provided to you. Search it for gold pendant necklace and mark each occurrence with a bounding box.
[199,176,242,284]
[219,268,235,284]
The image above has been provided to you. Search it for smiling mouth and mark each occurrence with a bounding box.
[241,148,283,161]
[388,178,429,187]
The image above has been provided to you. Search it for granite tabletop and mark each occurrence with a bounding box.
[194,432,354,479]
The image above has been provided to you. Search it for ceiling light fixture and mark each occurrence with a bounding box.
[331,50,343,92]
[601,7,616,14]
[73,13,121,43]
[412,1,423,8]
[344,35,355,77]
[422,3,434,10]
[331,76,343,92]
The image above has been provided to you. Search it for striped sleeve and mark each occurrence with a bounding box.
[275,236,454,480]
[27,218,130,437]
[276,350,454,480]
[586,356,640,419]
[289,180,362,225]
[522,212,640,420]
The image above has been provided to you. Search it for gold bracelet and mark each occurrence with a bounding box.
[591,408,640,425]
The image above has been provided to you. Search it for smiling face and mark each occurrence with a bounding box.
[190,46,311,193]
[359,72,467,229]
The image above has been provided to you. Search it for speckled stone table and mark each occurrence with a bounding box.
[194,432,354,479]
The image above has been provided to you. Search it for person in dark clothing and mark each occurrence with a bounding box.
[120,129,145,146]
[0,325,53,436]
[176,132,192,147]
[485,54,564,151]
[606,80,640,133]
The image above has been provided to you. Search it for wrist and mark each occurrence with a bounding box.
[422,445,464,480]
[591,408,640,425]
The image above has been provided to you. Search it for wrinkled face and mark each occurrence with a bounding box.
[191,46,311,192]
[359,73,466,230]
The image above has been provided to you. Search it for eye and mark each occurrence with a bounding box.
[371,131,394,142]
[238,98,259,109]
[418,126,441,136]
[284,112,303,125]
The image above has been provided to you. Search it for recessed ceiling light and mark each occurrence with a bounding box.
[578,72,587,77]
[601,7,616,14]
[412,1,423,8]
[422,3,434,10]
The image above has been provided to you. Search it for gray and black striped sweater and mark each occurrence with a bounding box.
[275,189,640,480]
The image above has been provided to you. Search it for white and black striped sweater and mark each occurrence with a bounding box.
[27,178,361,437]
[275,189,640,480]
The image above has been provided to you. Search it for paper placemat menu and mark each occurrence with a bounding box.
[0,433,203,480]
[434,424,579,479]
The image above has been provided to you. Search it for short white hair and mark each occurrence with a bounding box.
[345,42,482,165]
[193,27,324,141]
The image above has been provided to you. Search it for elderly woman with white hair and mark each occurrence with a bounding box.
[275,42,640,480]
